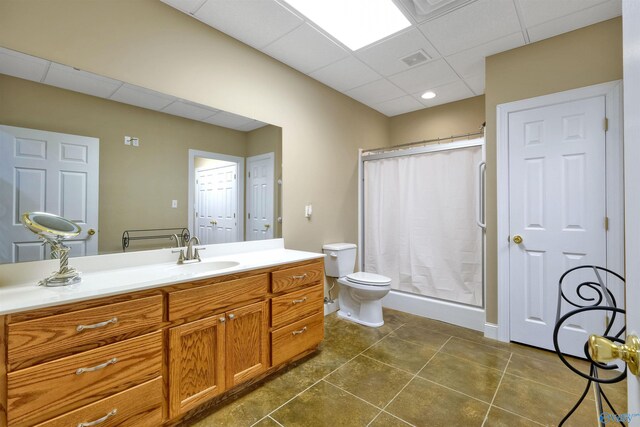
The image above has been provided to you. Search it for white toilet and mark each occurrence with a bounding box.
[322,243,391,327]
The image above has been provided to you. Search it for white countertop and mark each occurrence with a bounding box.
[0,239,324,315]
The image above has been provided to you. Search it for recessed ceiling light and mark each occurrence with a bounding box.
[421,91,436,99]
[283,0,411,51]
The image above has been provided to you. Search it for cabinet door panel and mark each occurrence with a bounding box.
[169,316,225,417]
[225,301,269,388]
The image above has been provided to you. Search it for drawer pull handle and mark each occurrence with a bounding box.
[292,274,307,280]
[77,409,117,427]
[77,317,118,332]
[76,358,118,375]
[292,297,307,304]
[292,326,307,336]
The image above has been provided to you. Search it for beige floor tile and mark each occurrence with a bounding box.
[493,374,596,426]
[418,352,503,403]
[385,377,489,427]
[271,380,379,427]
[369,411,414,426]
[440,337,511,371]
[325,355,414,407]
[363,335,437,373]
[484,407,544,426]
[251,417,281,427]
[506,353,592,396]
[390,325,451,349]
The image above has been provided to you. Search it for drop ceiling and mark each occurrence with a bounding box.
[160,0,621,117]
[0,48,267,132]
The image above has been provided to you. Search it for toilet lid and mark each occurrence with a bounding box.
[346,272,391,286]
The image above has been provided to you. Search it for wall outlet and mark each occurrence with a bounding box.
[124,136,132,145]
[304,204,312,218]
[171,200,178,208]
[132,137,139,147]
[124,136,139,146]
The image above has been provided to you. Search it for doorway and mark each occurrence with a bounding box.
[497,81,624,355]
[246,153,275,241]
[188,149,244,243]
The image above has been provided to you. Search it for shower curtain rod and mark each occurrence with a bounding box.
[363,125,485,155]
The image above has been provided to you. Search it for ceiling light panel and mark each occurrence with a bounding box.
[282,0,411,51]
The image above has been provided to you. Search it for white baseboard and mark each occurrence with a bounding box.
[324,300,339,316]
[381,290,485,332]
[484,322,500,340]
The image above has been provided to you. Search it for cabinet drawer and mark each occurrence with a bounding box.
[8,295,163,370]
[7,331,163,427]
[169,274,268,321]
[271,312,324,366]
[271,283,324,329]
[271,262,324,293]
[33,378,163,427]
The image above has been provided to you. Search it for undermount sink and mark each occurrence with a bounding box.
[169,260,240,275]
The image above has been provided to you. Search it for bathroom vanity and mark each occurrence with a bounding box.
[0,239,325,427]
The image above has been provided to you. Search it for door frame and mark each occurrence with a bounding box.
[188,149,244,243]
[245,152,275,241]
[496,80,623,343]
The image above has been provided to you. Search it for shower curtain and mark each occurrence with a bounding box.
[363,145,483,306]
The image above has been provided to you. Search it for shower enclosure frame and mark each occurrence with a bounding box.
[358,136,487,331]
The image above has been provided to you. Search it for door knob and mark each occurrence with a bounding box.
[588,334,640,375]
[87,228,96,236]
[210,220,217,226]
[512,235,523,244]
[264,224,270,229]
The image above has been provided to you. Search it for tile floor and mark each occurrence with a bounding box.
[185,309,627,427]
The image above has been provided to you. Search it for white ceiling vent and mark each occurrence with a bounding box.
[400,50,431,67]
[405,0,475,20]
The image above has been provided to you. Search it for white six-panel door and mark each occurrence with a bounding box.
[246,153,274,241]
[195,165,238,244]
[508,96,608,355]
[0,125,99,263]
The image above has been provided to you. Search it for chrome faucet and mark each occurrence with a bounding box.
[172,236,205,264]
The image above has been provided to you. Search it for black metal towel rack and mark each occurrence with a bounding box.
[121,227,190,252]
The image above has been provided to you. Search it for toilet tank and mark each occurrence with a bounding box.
[322,243,357,278]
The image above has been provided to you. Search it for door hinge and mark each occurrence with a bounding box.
[248,213,251,219]
[605,216,609,231]
[248,172,251,178]
[604,117,609,132]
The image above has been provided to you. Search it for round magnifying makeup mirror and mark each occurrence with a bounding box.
[22,212,82,286]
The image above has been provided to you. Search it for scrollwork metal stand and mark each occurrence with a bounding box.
[553,266,626,427]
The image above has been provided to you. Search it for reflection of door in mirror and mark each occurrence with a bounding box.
[195,160,239,244]
[246,153,275,241]
[0,125,99,263]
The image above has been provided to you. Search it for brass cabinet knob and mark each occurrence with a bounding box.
[264,224,270,229]
[589,334,640,375]
[210,220,217,226]
[512,235,523,244]
[87,228,96,236]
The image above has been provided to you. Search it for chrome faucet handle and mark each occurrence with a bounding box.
[171,249,185,264]
[194,247,205,261]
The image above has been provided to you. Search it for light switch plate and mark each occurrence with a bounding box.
[172,200,178,208]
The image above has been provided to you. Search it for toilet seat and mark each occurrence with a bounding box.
[345,272,391,286]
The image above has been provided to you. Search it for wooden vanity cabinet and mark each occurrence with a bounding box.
[167,279,269,418]
[0,259,325,427]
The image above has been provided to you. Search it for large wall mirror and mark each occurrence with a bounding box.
[0,47,282,264]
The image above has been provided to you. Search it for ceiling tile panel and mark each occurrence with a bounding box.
[204,111,253,129]
[160,0,206,14]
[414,79,475,107]
[418,0,521,56]
[162,100,219,121]
[194,0,304,49]
[309,56,381,92]
[110,84,176,111]
[356,28,441,76]
[373,95,425,116]
[527,0,622,43]
[464,74,485,95]
[0,47,50,82]
[446,32,525,78]
[516,0,608,27]
[262,23,349,74]
[346,79,406,105]
[237,121,268,132]
[44,63,122,98]
[388,59,458,94]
